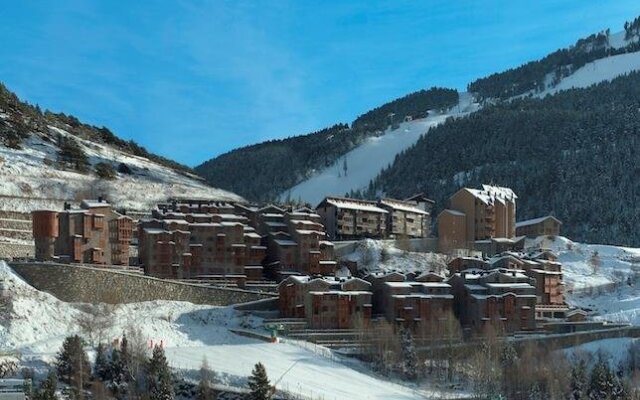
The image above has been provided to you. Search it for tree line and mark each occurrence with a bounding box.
[18,330,279,400]
[195,88,459,203]
[367,71,640,246]
[468,15,640,101]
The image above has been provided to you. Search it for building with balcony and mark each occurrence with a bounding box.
[32,198,133,265]
[438,185,517,252]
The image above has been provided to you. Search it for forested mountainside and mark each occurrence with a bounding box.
[367,72,640,246]
[468,17,640,100]
[195,87,458,203]
[0,83,192,174]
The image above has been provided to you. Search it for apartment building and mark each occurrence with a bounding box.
[363,271,453,332]
[277,275,372,329]
[32,198,133,265]
[247,206,338,277]
[448,269,537,333]
[438,185,517,252]
[378,198,430,238]
[515,215,562,237]
[316,195,434,241]
[138,199,266,279]
[316,197,388,240]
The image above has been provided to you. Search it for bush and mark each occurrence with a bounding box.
[118,162,132,174]
[95,162,116,180]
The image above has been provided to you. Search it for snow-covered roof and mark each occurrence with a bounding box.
[441,209,465,217]
[461,185,517,206]
[274,239,297,246]
[515,215,562,228]
[81,199,111,208]
[379,198,429,215]
[319,197,388,214]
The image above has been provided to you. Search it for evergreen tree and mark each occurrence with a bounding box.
[56,335,91,395]
[588,354,617,400]
[400,328,418,381]
[571,358,589,400]
[148,345,174,400]
[35,369,58,400]
[108,336,132,399]
[195,358,214,400]
[94,343,110,382]
[247,362,272,400]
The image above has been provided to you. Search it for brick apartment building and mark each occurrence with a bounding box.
[277,275,372,329]
[138,199,266,280]
[363,271,454,332]
[32,198,133,265]
[316,195,432,240]
[234,204,337,277]
[438,185,517,253]
[515,215,562,237]
[448,269,537,333]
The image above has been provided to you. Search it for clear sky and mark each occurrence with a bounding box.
[1,1,639,166]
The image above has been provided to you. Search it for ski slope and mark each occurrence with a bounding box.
[539,51,640,97]
[0,261,461,399]
[280,93,479,206]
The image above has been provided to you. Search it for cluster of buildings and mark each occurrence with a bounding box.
[437,185,561,254]
[31,183,573,337]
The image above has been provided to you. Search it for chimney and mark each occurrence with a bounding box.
[64,202,70,210]
[98,196,103,203]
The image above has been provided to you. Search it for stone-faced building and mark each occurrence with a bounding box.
[138,199,266,280]
[448,269,537,333]
[438,185,517,252]
[32,198,133,265]
[277,275,372,329]
[515,215,562,237]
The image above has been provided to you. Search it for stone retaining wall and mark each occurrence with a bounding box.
[0,242,34,258]
[10,262,276,306]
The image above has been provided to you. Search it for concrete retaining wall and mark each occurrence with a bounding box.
[10,262,276,306]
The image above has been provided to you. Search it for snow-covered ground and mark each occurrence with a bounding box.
[527,236,640,326]
[0,124,243,213]
[538,51,640,97]
[279,93,479,206]
[340,239,448,276]
[0,261,461,399]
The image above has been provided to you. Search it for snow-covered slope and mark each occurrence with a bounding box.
[340,239,448,276]
[279,93,479,206]
[538,51,640,97]
[0,124,243,213]
[528,236,640,326]
[0,261,461,399]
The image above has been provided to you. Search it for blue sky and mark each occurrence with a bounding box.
[1,1,639,166]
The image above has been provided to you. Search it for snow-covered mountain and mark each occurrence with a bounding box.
[280,29,640,207]
[0,86,243,214]
[279,93,479,206]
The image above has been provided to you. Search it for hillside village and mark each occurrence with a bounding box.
[0,180,635,398]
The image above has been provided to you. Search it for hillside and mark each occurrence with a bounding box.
[280,92,478,205]
[194,87,459,203]
[0,261,461,400]
[0,83,243,213]
[468,19,640,100]
[368,71,640,246]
